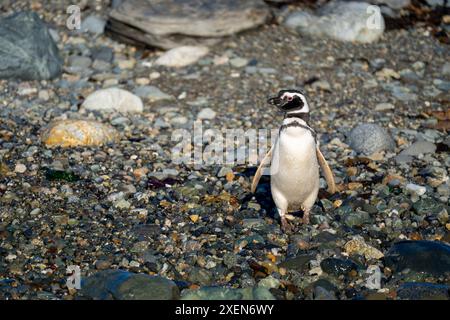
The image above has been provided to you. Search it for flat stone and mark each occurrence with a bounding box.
[155,46,209,68]
[0,11,62,80]
[229,57,249,68]
[82,88,144,113]
[41,120,119,148]
[400,140,436,156]
[375,103,395,111]
[107,0,271,49]
[91,46,114,62]
[81,15,106,34]
[134,86,174,102]
[405,183,427,196]
[278,254,315,272]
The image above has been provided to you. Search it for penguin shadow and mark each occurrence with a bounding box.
[237,167,301,220]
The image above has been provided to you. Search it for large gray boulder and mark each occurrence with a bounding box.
[347,123,395,155]
[80,269,180,300]
[0,11,63,80]
[284,1,385,43]
[107,0,271,49]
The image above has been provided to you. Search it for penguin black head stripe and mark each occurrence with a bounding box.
[267,89,309,113]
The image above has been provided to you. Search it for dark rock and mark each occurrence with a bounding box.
[107,0,271,49]
[187,267,213,286]
[91,46,114,63]
[397,282,450,300]
[0,11,62,80]
[45,169,80,182]
[132,224,161,241]
[412,198,446,216]
[312,279,338,300]
[384,241,450,276]
[343,210,372,228]
[80,270,180,300]
[320,258,359,277]
[278,254,315,272]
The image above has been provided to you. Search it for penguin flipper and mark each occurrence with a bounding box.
[316,147,337,194]
[251,146,273,193]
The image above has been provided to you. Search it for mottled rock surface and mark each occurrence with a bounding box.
[347,123,395,155]
[0,11,62,80]
[41,120,119,148]
[82,88,144,113]
[81,270,180,300]
[107,0,271,49]
[284,2,385,43]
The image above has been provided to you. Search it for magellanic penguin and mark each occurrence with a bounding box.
[251,89,337,232]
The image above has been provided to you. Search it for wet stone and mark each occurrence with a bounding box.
[81,270,180,300]
[278,254,315,272]
[384,240,450,277]
[412,198,446,216]
[343,210,372,228]
[396,282,450,300]
[320,258,359,277]
[187,267,213,286]
[180,286,275,300]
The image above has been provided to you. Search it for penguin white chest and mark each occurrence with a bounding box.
[270,127,320,209]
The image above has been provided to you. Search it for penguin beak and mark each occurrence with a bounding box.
[267,96,282,107]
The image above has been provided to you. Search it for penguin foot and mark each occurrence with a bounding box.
[281,217,293,233]
[302,211,310,224]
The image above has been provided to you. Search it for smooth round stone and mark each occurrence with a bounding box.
[197,107,217,120]
[347,123,395,155]
[41,119,119,148]
[14,163,27,173]
[82,87,143,113]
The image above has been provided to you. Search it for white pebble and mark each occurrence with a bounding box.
[155,46,209,68]
[82,87,143,113]
[406,183,427,196]
[14,163,26,173]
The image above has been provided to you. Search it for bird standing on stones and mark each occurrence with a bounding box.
[251,89,336,232]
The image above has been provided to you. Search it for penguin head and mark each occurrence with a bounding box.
[267,89,309,113]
